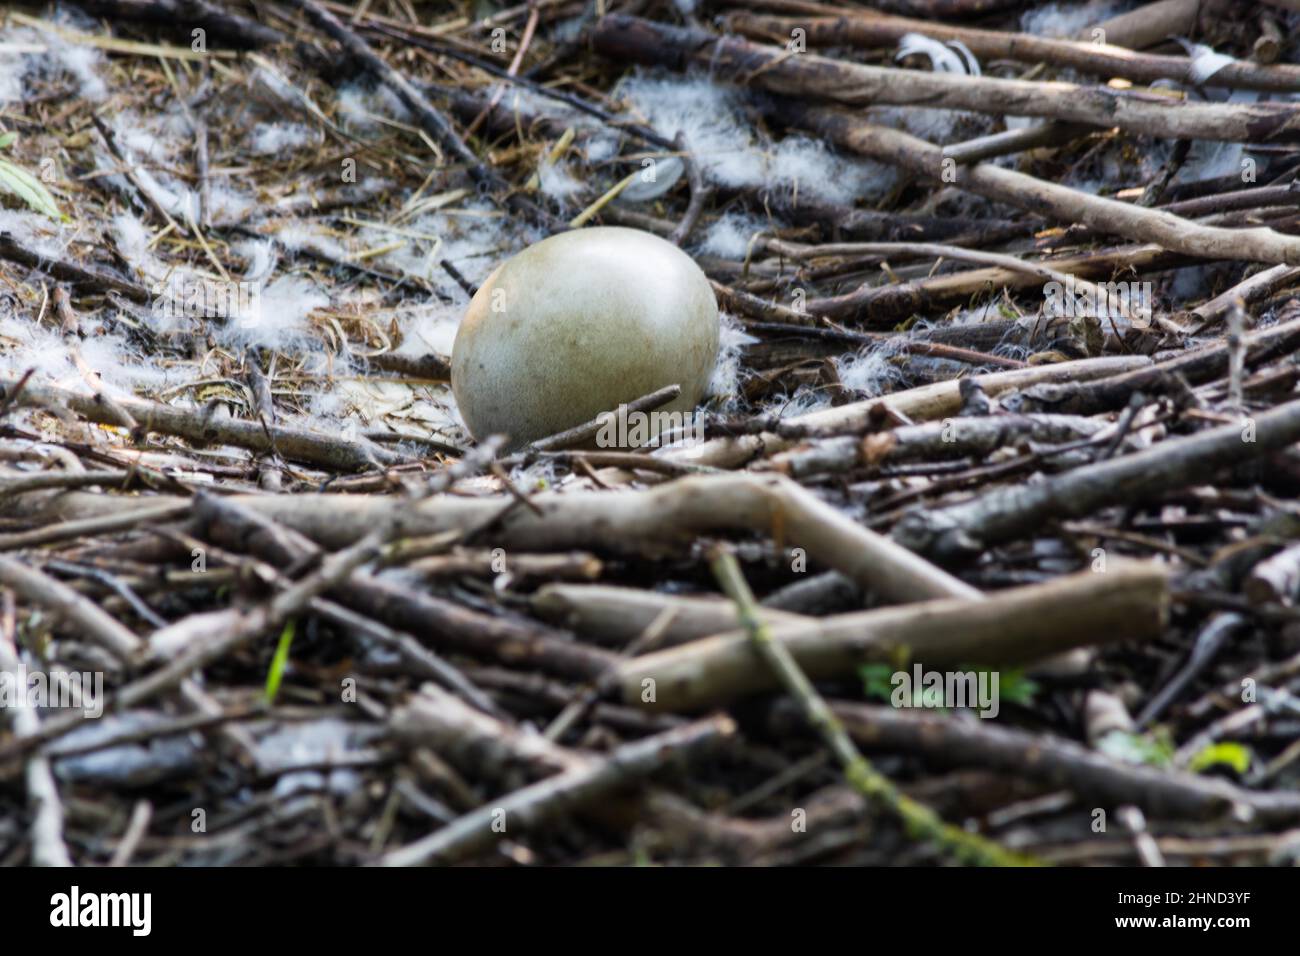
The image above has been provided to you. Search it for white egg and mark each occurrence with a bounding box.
[451,227,720,449]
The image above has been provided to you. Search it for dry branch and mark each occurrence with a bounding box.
[0,556,142,661]
[710,548,1022,865]
[724,9,1300,94]
[812,701,1300,823]
[0,596,73,867]
[660,355,1149,470]
[769,105,1300,267]
[616,562,1168,711]
[593,16,1300,145]
[0,233,151,303]
[533,584,809,646]
[0,376,403,472]
[188,492,618,681]
[1010,309,1300,415]
[379,713,735,866]
[894,396,1300,562]
[140,473,980,604]
[766,413,1111,480]
[805,244,1184,326]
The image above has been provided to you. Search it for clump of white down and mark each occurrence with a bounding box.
[247,122,319,157]
[875,31,993,143]
[0,18,175,398]
[707,313,757,408]
[616,72,895,206]
[1020,0,1132,38]
[0,12,108,108]
[0,218,174,398]
[835,346,906,398]
[698,212,766,261]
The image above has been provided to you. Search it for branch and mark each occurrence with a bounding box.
[710,548,1026,865]
[618,561,1168,710]
[593,15,1300,145]
[894,396,1300,562]
[379,713,734,865]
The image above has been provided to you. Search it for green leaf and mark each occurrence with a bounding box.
[1189,741,1252,775]
[1097,728,1174,767]
[0,156,65,221]
[264,618,296,704]
[0,132,16,150]
[997,668,1039,707]
[859,662,895,702]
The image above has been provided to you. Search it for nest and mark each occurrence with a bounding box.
[1,0,1300,867]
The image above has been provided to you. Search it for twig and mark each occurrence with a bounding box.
[772,104,1300,266]
[0,592,73,866]
[813,698,1300,824]
[710,548,1027,866]
[0,376,403,472]
[92,473,980,604]
[668,133,712,246]
[522,384,681,454]
[281,0,562,233]
[724,7,1300,93]
[895,395,1300,561]
[622,561,1167,710]
[595,15,1300,145]
[378,713,734,865]
[0,555,142,660]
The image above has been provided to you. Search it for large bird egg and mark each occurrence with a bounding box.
[451,226,720,449]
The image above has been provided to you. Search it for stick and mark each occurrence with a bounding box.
[763,237,1145,324]
[1245,544,1300,604]
[669,132,712,247]
[72,0,285,46]
[156,473,982,604]
[766,413,1109,479]
[378,713,734,865]
[0,556,142,660]
[710,548,1026,866]
[661,355,1150,470]
[281,0,561,233]
[0,376,403,472]
[812,699,1300,823]
[593,15,1300,145]
[523,384,681,453]
[804,243,1184,326]
[187,493,619,681]
[618,561,1167,711]
[391,681,585,780]
[0,233,151,303]
[534,583,809,646]
[771,103,1300,266]
[1191,264,1300,327]
[0,593,73,866]
[894,396,1300,562]
[0,501,191,552]
[1011,310,1300,415]
[724,7,1298,94]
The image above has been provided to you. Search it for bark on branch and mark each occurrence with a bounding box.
[616,562,1168,711]
[593,15,1300,145]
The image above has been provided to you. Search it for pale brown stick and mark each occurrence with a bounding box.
[594,15,1300,144]
[378,714,735,865]
[616,562,1168,711]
